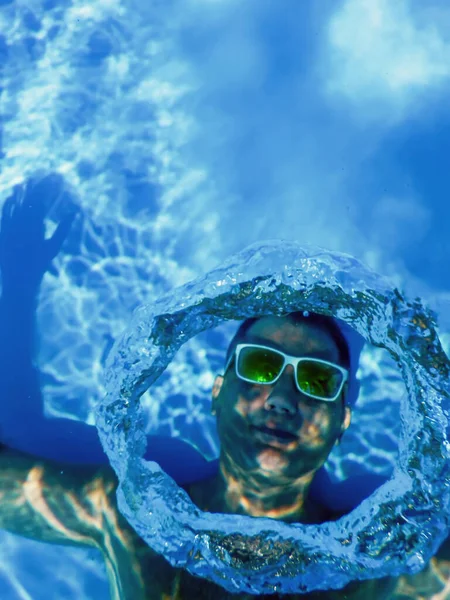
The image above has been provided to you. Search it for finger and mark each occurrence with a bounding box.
[0,185,26,242]
[45,210,78,260]
[1,196,16,229]
[1,181,43,241]
[1,182,27,223]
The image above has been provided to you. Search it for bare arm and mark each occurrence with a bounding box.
[0,444,407,600]
[0,176,108,463]
[0,447,113,545]
[0,447,158,600]
[0,177,68,441]
[0,178,193,599]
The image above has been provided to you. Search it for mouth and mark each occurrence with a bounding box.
[252,425,298,444]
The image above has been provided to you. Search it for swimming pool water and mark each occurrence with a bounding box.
[1,0,450,597]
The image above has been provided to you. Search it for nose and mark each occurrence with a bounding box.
[264,365,298,416]
[264,394,297,416]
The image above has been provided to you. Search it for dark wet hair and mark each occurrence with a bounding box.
[225,312,350,370]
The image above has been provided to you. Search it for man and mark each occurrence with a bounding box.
[0,179,439,598]
[190,312,352,524]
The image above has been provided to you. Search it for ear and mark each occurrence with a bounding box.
[342,405,352,434]
[335,406,352,447]
[211,375,224,416]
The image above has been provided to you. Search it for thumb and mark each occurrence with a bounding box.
[45,210,78,261]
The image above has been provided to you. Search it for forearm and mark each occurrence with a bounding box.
[0,279,110,461]
[0,287,39,365]
[0,448,154,600]
[0,447,113,546]
[0,288,46,450]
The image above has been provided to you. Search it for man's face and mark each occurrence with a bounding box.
[212,316,351,479]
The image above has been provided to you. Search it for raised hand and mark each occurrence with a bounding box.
[0,174,78,296]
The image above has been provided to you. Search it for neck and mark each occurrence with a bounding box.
[193,453,320,523]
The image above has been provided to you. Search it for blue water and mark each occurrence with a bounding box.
[1,0,450,597]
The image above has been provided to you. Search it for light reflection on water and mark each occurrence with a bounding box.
[0,0,449,598]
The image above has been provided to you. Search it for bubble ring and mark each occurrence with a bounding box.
[97,241,450,595]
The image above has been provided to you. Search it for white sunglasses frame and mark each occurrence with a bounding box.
[225,343,349,402]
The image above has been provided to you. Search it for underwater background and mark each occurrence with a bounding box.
[1,0,450,598]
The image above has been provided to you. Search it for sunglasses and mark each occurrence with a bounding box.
[226,343,348,402]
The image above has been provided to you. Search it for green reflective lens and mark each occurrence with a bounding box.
[296,360,343,399]
[238,347,284,383]
[234,345,345,400]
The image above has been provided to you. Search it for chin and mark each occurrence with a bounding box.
[256,448,290,471]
